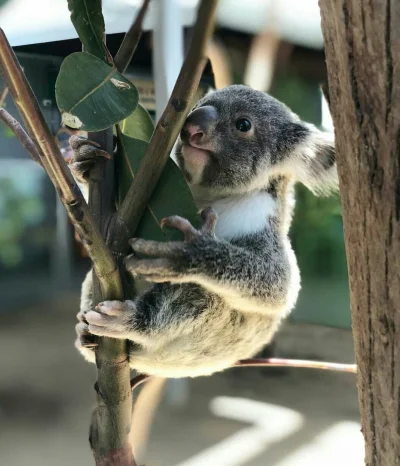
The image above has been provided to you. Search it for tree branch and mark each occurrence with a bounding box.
[114,0,151,74]
[116,0,218,238]
[0,29,136,466]
[87,129,136,466]
[0,107,42,165]
[0,29,122,302]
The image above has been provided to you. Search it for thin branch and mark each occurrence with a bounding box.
[117,0,218,237]
[130,358,357,393]
[0,107,42,165]
[114,0,151,74]
[0,28,122,300]
[131,374,151,390]
[235,358,357,374]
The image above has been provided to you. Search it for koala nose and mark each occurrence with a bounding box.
[181,105,218,146]
[186,125,204,147]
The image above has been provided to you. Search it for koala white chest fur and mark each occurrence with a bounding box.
[73,85,337,378]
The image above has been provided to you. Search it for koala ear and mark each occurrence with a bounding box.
[288,124,338,196]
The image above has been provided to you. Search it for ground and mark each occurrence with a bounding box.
[0,291,363,466]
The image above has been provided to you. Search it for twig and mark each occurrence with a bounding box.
[131,374,151,390]
[114,0,151,74]
[130,358,356,394]
[0,29,122,301]
[0,84,8,106]
[235,358,357,373]
[117,0,218,237]
[0,107,42,165]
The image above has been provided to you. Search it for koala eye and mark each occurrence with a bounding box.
[235,118,252,132]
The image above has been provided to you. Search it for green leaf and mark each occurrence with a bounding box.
[67,0,109,62]
[55,52,138,132]
[116,109,199,241]
[120,104,154,142]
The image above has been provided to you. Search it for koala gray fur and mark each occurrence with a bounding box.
[73,84,337,378]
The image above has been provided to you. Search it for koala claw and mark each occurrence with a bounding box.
[76,321,97,348]
[199,207,218,234]
[160,216,198,241]
[69,136,111,182]
[160,207,217,240]
[85,301,132,339]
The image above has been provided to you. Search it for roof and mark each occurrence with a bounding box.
[1,0,324,49]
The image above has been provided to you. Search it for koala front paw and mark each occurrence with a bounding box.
[85,301,135,339]
[124,207,218,283]
[69,136,111,183]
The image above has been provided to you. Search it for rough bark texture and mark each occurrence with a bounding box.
[320,1,400,465]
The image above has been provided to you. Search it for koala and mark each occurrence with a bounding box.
[71,85,337,378]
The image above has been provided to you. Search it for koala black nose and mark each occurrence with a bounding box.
[180,105,219,145]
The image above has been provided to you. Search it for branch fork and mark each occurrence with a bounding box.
[0,1,217,464]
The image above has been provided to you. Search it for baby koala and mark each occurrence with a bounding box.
[72,85,337,378]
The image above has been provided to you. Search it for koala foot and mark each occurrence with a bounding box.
[69,136,110,183]
[85,301,135,339]
[124,207,218,282]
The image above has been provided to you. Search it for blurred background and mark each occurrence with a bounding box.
[0,0,362,465]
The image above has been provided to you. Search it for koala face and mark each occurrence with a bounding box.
[176,85,312,193]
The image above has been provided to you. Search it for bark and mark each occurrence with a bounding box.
[87,129,135,466]
[319,1,400,465]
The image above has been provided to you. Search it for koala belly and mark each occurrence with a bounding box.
[129,311,281,378]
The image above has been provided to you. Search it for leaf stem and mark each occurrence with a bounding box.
[114,0,151,74]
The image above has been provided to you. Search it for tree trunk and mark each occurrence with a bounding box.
[319,1,400,465]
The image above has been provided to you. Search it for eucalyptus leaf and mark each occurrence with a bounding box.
[55,52,138,132]
[117,108,199,241]
[120,103,154,141]
[67,0,109,62]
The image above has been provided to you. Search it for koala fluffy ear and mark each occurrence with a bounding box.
[289,124,338,196]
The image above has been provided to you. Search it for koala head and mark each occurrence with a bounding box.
[176,85,337,196]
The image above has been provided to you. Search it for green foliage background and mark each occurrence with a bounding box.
[270,73,347,279]
[269,73,350,328]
